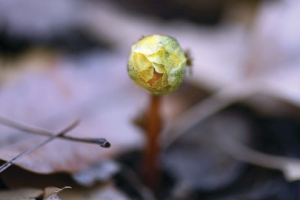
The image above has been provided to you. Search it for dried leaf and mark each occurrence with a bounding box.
[43,186,71,200]
[0,120,79,173]
[72,160,120,187]
[0,51,145,176]
[0,188,43,200]
[58,182,130,200]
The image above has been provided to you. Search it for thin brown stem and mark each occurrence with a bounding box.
[143,94,162,191]
[0,120,80,173]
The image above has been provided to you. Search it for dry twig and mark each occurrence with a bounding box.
[0,115,110,148]
[0,120,79,173]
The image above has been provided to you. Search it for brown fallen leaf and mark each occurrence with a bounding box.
[0,50,145,178]
[43,186,71,200]
[0,186,71,200]
[0,188,43,200]
[0,120,79,173]
[72,160,120,187]
[58,182,130,200]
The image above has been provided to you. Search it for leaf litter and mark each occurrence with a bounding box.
[0,50,145,199]
[1,0,300,199]
[0,186,70,200]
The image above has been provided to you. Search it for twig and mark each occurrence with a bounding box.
[0,115,110,148]
[162,80,256,148]
[162,90,235,148]
[0,120,80,173]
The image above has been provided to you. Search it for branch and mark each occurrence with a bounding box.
[0,115,110,148]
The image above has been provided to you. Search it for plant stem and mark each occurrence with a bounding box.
[143,94,162,191]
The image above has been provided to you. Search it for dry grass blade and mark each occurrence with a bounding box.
[163,79,262,148]
[0,115,110,148]
[217,134,300,182]
[0,120,80,173]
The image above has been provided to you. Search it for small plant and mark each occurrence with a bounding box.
[127,35,191,192]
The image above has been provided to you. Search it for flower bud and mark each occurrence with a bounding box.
[127,35,187,95]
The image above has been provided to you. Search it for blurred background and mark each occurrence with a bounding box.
[1,0,300,199]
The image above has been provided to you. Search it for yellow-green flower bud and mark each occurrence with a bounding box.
[127,35,187,96]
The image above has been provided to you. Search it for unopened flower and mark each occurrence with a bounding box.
[127,35,188,95]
